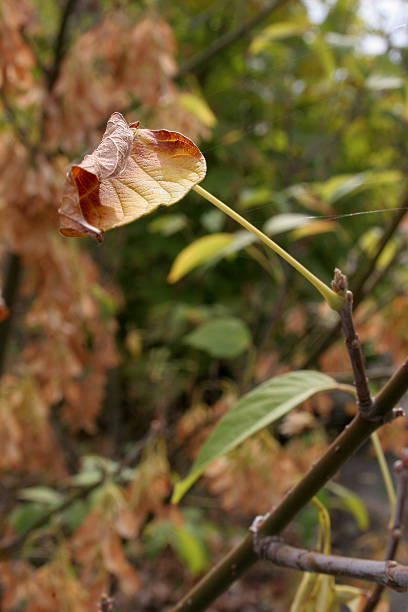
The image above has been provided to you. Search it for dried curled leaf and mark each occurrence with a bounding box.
[59,112,207,240]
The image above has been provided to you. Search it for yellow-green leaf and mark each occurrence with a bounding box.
[290,220,335,240]
[179,92,217,127]
[250,20,310,55]
[168,233,234,283]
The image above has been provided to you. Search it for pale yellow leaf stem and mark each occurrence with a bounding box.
[193,184,344,310]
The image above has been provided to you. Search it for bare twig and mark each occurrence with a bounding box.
[362,449,408,612]
[332,269,373,416]
[47,0,79,91]
[177,0,293,78]
[0,253,22,377]
[251,537,408,592]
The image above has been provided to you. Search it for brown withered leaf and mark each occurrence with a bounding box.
[59,112,207,240]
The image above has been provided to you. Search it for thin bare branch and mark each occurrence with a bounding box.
[252,537,408,592]
[332,269,373,416]
[177,0,293,78]
[47,0,79,91]
[362,448,408,611]
[0,253,22,377]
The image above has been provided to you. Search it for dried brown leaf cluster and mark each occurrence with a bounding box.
[44,12,208,153]
[176,399,328,515]
[0,0,34,90]
[205,431,328,515]
[0,1,210,608]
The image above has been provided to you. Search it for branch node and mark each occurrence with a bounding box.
[332,268,348,294]
[249,512,271,556]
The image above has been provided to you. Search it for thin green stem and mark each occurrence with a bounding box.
[193,185,344,310]
[370,431,396,519]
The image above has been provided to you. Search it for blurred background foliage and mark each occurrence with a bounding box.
[1,0,408,609]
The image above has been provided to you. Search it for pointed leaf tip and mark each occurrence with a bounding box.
[59,112,207,240]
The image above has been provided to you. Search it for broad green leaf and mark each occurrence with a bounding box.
[18,486,63,506]
[168,233,234,283]
[209,230,256,261]
[171,525,209,574]
[69,454,136,486]
[185,316,251,358]
[168,213,337,283]
[325,32,357,49]
[172,371,339,503]
[312,34,336,79]
[366,75,404,90]
[238,186,273,208]
[263,213,312,235]
[290,219,335,240]
[61,500,90,531]
[179,92,217,127]
[314,171,402,206]
[10,503,46,533]
[359,229,397,270]
[200,209,224,232]
[144,519,209,574]
[250,20,310,54]
[149,213,187,236]
[327,482,369,530]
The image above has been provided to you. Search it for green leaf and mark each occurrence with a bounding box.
[250,20,310,54]
[149,213,187,236]
[314,171,402,206]
[238,186,273,209]
[185,316,251,359]
[18,486,64,506]
[290,219,335,240]
[366,75,404,90]
[172,371,339,503]
[171,525,209,575]
[327,481,369,530]
[203,230,256,264]
[263,213,311,235]
[10,503,46,533]
[168,233,235,283]
[178,92,217,127]
[69,455,136,486]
